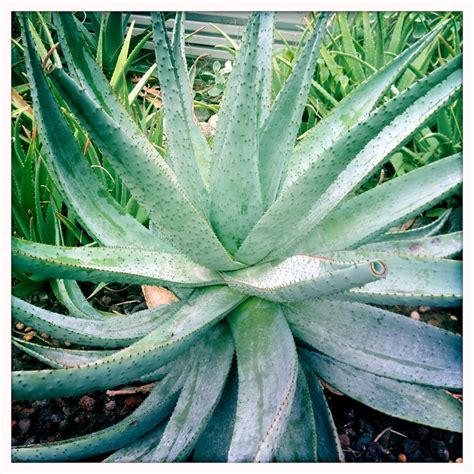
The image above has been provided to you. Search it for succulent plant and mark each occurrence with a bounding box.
[12,11,462,463]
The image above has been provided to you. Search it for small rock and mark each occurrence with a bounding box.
[430,439,449,461]
[51,414,62,423]
[124,396,142,410]
[416,426,430,441]
[11,437,20,447]
[23,332,35,342]
[58,419,70,433]
[338,433,351,449]
[365,442,388,461]
[64,341,72,347]
[410,311,420,320]
[456,458,463,463]
[402,438,420,454]
[419,306,431,313]
[24,436,37,446]
[40,332,49,339]
[15,322,25,331]
[398,453,407,462]
[105,400,116,411]
[14,407,35,419]
[62,406,73,416]
[450,315,458,321]
[354,432,372,451]
[79,395,96,412]
[24,327,33,333]
[18,418,31,434]
[32,400,49,410]
[408,449,425,462]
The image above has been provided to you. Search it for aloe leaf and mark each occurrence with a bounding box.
[209,13,269,254]
[12,287,245,400]
[286,299,461,388]
[295,154,461,255]
[193,366,238,462]
[238,56,461,264]
[368,208,452,243]
[20,15,167,252]
[50,279,110,320]
[258,13,330,208]
[12,296,182,348]
[303,364,344,462]
[357,231,462,259]
[151,13,211,208]
[223,255,387,302]
[325,251,462,307]
[275,365,317,462]
[13,238,223,287]
[49,68,241,271]
[103,422,167,462]
[150,323,234,461]
[12,337,115,368]
[338,13,365,82]
[12,355,192,462]
[227,298,298,462]
[283,21,448,191]
[301,349,462,433]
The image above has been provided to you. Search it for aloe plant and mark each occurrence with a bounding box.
[12,11,462,462]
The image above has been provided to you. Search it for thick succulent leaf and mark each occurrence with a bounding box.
[209,13,269,254]
[322,251,462,307]
[103,422,167,462]
[285,299,461,388]
[20,15,168,251]
[258,13,330,208]
[50,279,110,320]
[151,12,211,207]
[223,254,387,302]
[12,355,191,462]
[12,287,245,400]
[283,22,448,190]
[357,231,462,259]
[275,365,317,462]
[12,337,115,368]
[47,71,241,271]
[12,296,182,348]
[295,153,462,255]
[237,57,461,264]
[13,238,222,287]
[303,364,344,462]
[227,298,298,462]
[193,365,238,462]
[150,323,234,461]
[301,349,462,433]
[368,208,452,243]
[254,12,274,127]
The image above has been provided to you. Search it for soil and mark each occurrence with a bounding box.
[11,283,463,463]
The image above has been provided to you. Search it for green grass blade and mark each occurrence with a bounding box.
[227,298,298,462]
